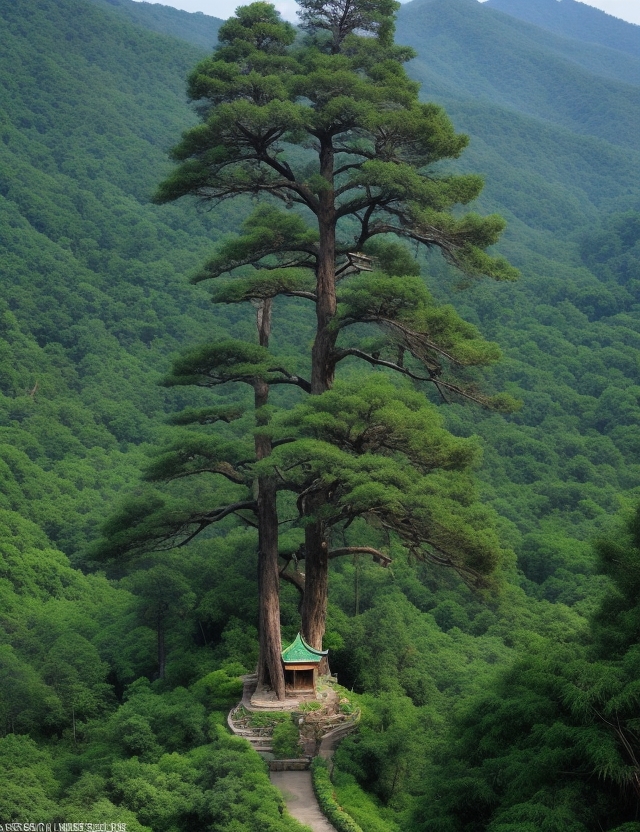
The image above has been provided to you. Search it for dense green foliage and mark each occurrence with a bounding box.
[86,0,224,49]
[312,757,364,832]
[0,0,230,557]
[114,0,521,702]
[0,508,307,829]
[271,718,303,759]
[410,506,640,832]
[390,0,640,619]
[2,0,640,827]
[486,0,640,61]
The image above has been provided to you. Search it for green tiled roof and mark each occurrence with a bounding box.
[281,633,328,664]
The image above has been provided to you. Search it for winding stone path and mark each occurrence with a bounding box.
[270,770,337,832]
[270,725,354,831]
[229,675,357,831]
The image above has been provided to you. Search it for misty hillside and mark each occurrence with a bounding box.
[397,0,640,145]
[485,0,640,57]
[395,0,640,258]
[85,0,223,47]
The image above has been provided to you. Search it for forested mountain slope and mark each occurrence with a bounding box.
[398,0,640,144]
[0,0,230,553]
[1,0,640,828]
[85,0,223,48]
[0,2,309,825]
[485,0,640,58]
[393,0,640,606]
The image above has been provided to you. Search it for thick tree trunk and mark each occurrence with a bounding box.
[310,143,338,396]
[256,470,285,698]
[302,492,329,670]
[303,139,337,670]
[254,299,285,700]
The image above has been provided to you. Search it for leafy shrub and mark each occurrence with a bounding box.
[332,769,402,832]
[190,668,243,711]
[272,718,302,759]
[312,757,364,832]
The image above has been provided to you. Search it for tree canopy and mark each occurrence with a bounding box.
[135,0,518,692]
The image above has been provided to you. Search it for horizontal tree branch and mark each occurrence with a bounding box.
[285,290,318,301]
[328,546,392,567]
[333,348,490,406]
[199,499,258,527]
[196,250,317,283]
[279,563,305,595]
[356,315,462,366]
[269,368,312,393]
[334,346,434,379]
[161,462,247,485]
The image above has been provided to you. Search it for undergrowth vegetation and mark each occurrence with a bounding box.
[1,0,640,829]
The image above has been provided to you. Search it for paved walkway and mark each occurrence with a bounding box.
[270,770,337,832]
[234,675,355,831]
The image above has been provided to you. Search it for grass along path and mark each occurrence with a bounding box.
[270,770,337,832]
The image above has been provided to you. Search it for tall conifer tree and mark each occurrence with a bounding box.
[96,0,516,695]
[155,0,516,658]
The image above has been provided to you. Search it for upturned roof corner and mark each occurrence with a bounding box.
[281,632,328,664]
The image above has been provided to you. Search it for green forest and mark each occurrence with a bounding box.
[1,0,640,829]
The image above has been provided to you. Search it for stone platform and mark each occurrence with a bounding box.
[228,673,359,760]
[242,673,339,711]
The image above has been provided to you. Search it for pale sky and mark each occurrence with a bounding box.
[137,0,640,25]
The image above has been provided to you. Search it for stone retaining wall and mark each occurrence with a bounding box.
[268,757,313,771]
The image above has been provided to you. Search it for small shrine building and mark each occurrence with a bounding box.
[281,633,328,696]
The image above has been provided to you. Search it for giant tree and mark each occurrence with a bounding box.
[154,0,516,654]
[93,0,515,695]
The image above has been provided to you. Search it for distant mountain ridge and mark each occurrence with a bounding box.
[85,0,223,48]
[397,0,640,150]
[484,0,640,57]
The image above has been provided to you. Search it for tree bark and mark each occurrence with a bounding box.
[302,493,329,673]
[303,137,337,670]
[310,139,338,396]
[254,299,286,699]
[256,470,285,697]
